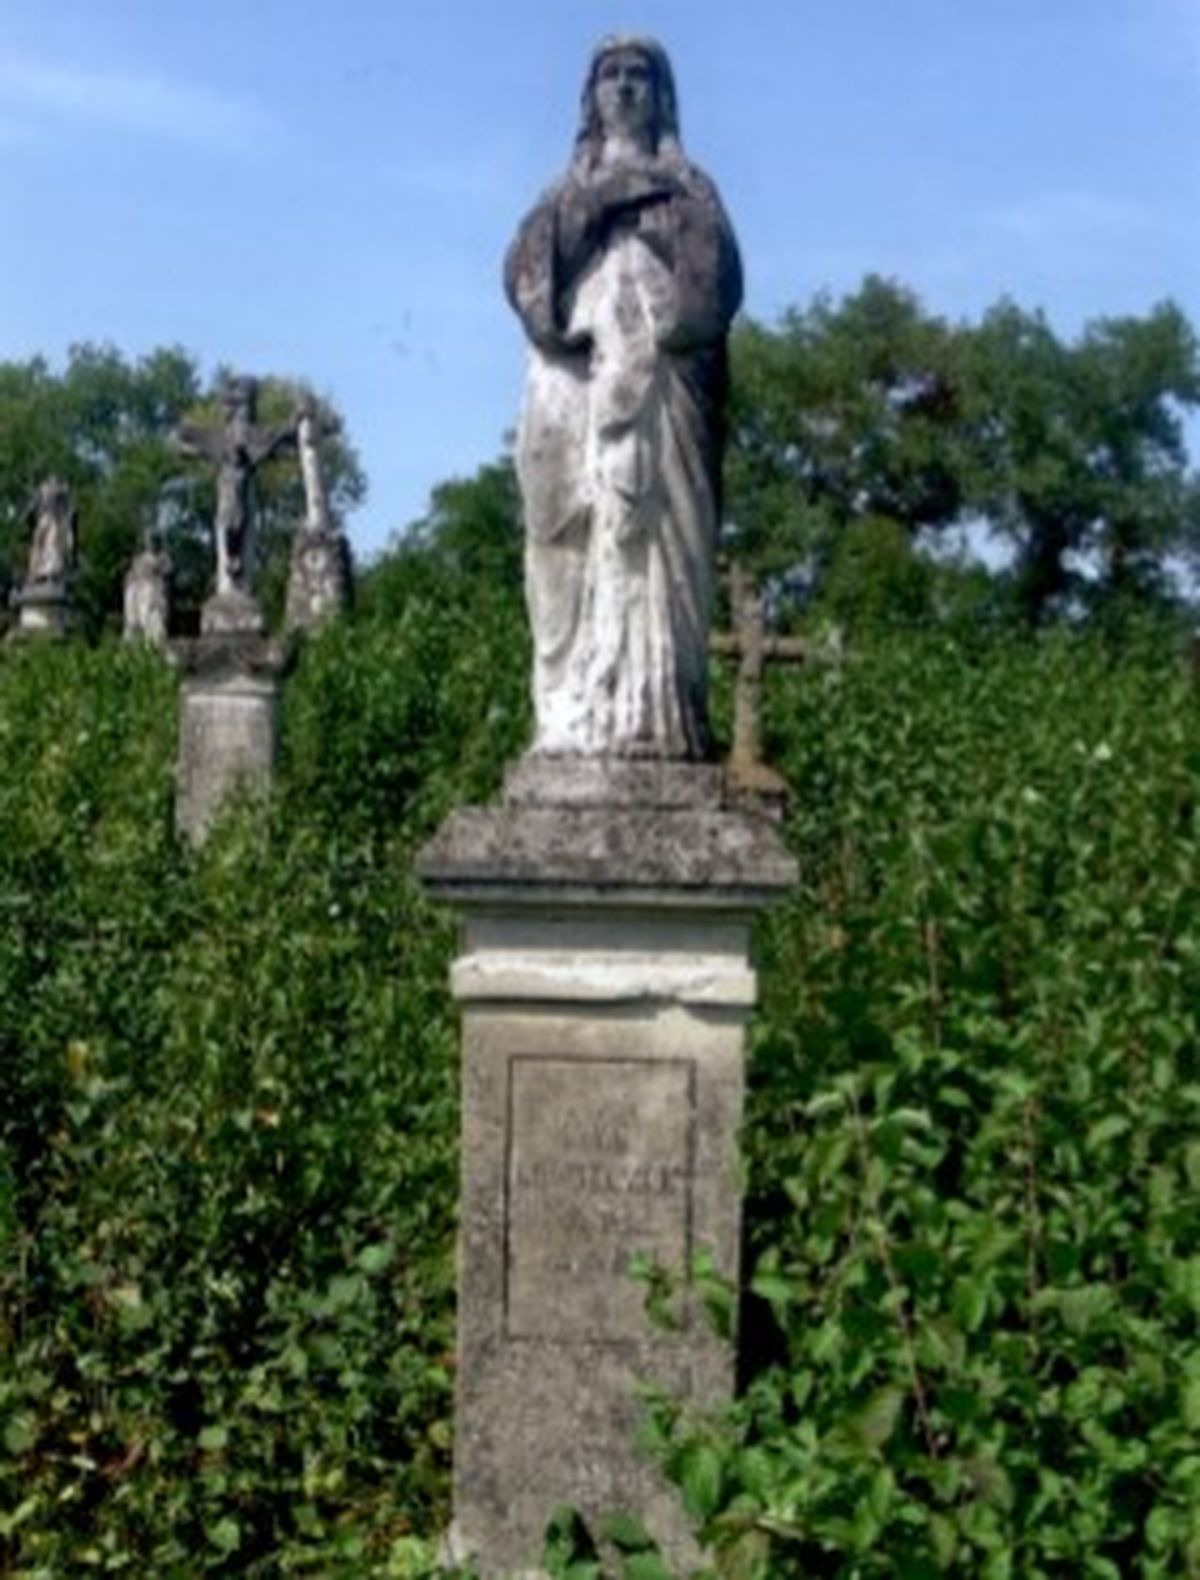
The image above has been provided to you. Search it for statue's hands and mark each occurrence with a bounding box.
[585,165,681,224]
[561,165,679,252]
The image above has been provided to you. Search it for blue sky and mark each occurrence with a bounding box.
[2,1,1198,559]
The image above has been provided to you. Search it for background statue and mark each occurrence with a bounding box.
[505,35,742,758]
[284,395,352,632]
[173,376,298,605]
[123,541,171,648]
[25,476,77,585]
[296,393,339,536]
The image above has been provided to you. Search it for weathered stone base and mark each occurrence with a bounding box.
[8,581,71,641]
[418,757,796,1576]
[171,635,288,844]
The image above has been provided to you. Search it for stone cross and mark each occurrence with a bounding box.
[710,560,808,798]
[173,376,299,620]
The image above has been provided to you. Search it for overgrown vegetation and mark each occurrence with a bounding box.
[2,600,1197,1575]
[2,280,1199,1573]
[613,624,1200,1578]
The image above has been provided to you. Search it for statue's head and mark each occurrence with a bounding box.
[37,476,71,515]
[221,375,258,422]
[576,35,680,160]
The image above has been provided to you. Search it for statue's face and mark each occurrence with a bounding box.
[593,47,656,144]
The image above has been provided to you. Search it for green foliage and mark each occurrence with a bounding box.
[631,627,1200,1576]
[815,516,935,633]
[727,280,1200,627]
[0,553,526,1569]
[2,441,1199,1573]
[967,301,1200,621]
[0,346,201,634]
[727,278,969,586]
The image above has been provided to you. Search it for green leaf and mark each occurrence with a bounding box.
[207,1517,241,1554]
[602,1511,654,1553]
[734,1446,775,1501]
[622,1553,673,1580]
[750,1270,796,1306]
[929,1511,958,1570]
[951,1276,988,1334]
[1085,1115,1130,1151]
[1058,1284,1113,1336]
[855,1385,904,1450]
[805,1091,846,1120]
[2,1415,36,1456]
[198,1424,229,1452]
[678,1441,724,1521]
[356,1240,395,1275]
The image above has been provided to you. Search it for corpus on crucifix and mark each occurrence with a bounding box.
[174,376,299,627]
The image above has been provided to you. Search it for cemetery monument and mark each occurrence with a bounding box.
[284,394,352,633]
[170,376,298,842]
[122,541,171,649]
[10,476,77,639]
[419,36,796,1574]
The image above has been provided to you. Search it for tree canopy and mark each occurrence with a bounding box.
[725,279,1200,625]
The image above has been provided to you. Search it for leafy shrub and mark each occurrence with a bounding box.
[0,570,526,1572]
[3,611,1198,1576]
[635,628,1200,1577]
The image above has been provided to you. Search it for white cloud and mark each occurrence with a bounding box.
[0,57,267,150]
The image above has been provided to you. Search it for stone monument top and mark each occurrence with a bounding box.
[8,476,78,640]
[284,394,352,633]
[505,34,742,761]
[173,375,300,635]
[25,476,77,586]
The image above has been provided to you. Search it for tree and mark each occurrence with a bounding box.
[966,300,1200,620]
[725,277,970,592]
[726,281,1200,627]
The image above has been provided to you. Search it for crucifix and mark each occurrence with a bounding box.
[173,375,299,603]
[710,560,809,799]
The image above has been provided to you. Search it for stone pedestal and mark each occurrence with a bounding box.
[418,758,796,1576]
[285,528,351,634]
[171,633,288,845]
[8,580,71,640]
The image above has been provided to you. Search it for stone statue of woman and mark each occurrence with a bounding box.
[26,477,77,585]
[505,36,742,759]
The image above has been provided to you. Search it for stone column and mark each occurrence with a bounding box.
[171,635,289,845]
[418,759,795,1576]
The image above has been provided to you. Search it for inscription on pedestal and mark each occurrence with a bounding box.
[503,1056,695,1341]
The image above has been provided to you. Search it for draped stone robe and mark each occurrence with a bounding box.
[505,152,742,759]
